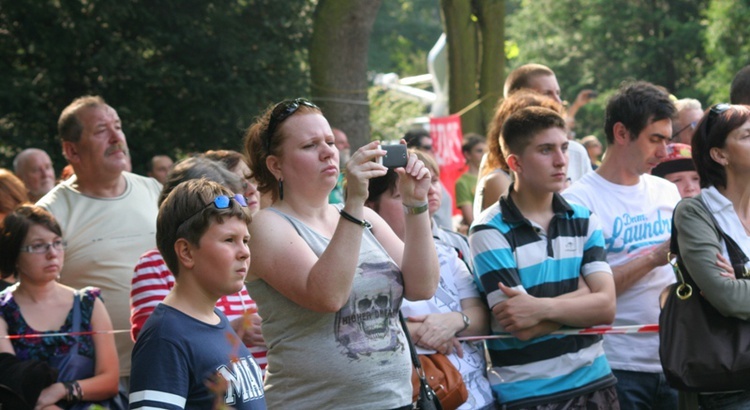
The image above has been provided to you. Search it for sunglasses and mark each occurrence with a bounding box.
[264,98,318,153]
[706,103,732,135]
[178,194,248,230]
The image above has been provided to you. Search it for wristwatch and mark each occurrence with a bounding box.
[457,312,471,335]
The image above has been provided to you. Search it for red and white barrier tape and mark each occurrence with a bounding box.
[2,329,130,340]
[457,324,659,341]
[3,324,660,340]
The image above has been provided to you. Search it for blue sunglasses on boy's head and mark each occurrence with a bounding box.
[178,194,247,229]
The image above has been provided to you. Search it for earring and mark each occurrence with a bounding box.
[278,179,284,200]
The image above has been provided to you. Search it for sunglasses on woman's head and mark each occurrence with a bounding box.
[264,98,318,153]
[706,103,732,135]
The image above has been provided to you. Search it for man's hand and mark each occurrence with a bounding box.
[649,239,671,268]
[511,320,562,341]
[493,282,549,332]
[573,89,597,107]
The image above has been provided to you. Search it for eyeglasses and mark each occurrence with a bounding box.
[706,103,732,135]
[264,98,318,153]
[21,239,67,254]
[177,194,248,231]
[671,121,697,141]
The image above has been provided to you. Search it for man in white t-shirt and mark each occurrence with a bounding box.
[37,96,161,403]
[563,81,680,409]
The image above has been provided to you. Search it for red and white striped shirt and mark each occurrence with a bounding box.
[130,248,268,370]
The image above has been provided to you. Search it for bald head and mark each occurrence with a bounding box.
[13,148,56,201]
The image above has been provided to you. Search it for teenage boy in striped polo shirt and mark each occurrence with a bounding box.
[469,106,618,409]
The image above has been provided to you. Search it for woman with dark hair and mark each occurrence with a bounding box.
[0,205,119,409]
[243,98,439,408]
[673,103,750,409]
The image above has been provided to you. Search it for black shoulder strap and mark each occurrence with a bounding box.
[399,312,423,371]
[672,197,750,279]
[698,196,750,278]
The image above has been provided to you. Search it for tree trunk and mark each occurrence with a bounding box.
[439,0,482,135]
[475,0,505,131]
[310,0,382,149]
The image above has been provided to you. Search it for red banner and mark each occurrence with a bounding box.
[429,115,464,215]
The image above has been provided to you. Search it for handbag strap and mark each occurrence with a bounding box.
[670,196,750,282]
[399,312,428,384]
[70,290,81,355]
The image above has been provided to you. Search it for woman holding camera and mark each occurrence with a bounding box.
[243,99,439,409]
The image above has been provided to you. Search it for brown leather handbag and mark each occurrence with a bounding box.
[410,352,469,410]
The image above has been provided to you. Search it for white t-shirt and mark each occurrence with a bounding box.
[37,172,161,376]
[563,172,680,373]
[567,140,593,183]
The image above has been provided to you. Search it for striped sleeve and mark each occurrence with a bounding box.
[470,221,525,309]
[130,249,175,341]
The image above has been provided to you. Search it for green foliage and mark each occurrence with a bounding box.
[369,86,429,142]
[506,0,709,138]
[0,0,315,174]
[697,0,750,104]
[368,0,444,76]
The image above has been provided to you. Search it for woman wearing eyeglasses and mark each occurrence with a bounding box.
[243,99,439,409]
[672,103,750,409]
[0,205,119,409]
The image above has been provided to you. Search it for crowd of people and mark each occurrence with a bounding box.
[0,62,749,410]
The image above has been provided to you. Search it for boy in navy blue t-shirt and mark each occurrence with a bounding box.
[129,179,266,409]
